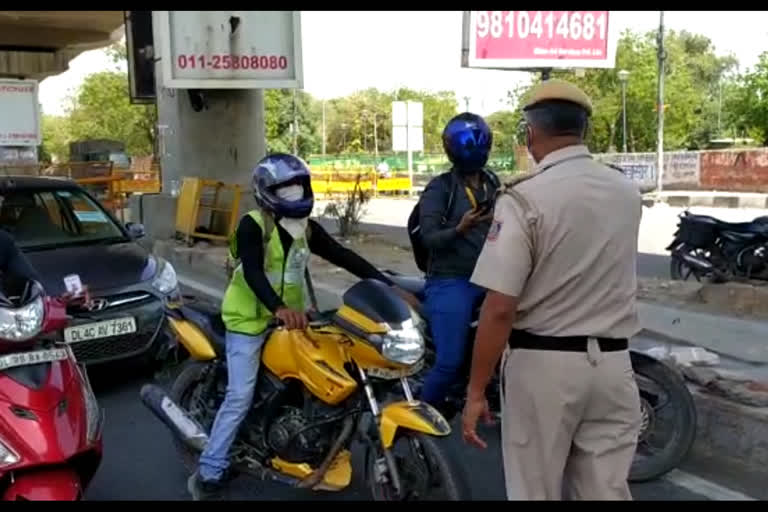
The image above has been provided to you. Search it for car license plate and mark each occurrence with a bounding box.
[64,317,137,344]
[0,348,69,371]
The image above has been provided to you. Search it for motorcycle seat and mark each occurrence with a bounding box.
[684,213,768,234]
[177,302,227,357]
[385,273,426,298]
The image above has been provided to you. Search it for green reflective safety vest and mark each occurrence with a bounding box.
[221,210,311,335]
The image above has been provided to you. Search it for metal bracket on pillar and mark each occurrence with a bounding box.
[188,89,208,112]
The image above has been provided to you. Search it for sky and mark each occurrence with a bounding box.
[38,10,768,117]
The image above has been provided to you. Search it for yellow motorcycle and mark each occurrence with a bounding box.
[140,278,470,500]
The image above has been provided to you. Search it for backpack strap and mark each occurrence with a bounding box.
[441,172,458,224]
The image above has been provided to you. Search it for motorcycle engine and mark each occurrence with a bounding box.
[266,405,333,465]
[736,244,768,275]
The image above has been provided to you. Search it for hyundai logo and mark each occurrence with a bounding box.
[87,298,110,312]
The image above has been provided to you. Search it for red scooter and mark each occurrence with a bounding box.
[0,278,103,500]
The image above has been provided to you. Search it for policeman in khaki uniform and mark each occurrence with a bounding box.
[461,79,643,500]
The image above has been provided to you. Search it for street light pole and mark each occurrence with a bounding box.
[321,99,326,156]
[373,112,379,159]
[292,88,298,154]
[656,11,666,195]
[618,69,630,153]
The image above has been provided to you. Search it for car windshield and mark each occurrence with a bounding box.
[0,188,127,250]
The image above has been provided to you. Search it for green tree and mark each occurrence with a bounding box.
[726,52,768,145]
[39,115,71,162]
[510,29,739,153]
[320,87,458,155]
[66,70,157,156]
[264,89,322,157]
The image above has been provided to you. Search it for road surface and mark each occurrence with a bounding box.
[78,277,758,501]
[83,363,735,501]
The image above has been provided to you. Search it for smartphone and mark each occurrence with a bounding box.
[475,199,493,215]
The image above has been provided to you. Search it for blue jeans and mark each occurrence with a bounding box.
[420,277,486,405]
[199,330,265,482]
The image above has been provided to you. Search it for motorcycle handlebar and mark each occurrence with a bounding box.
[267,310,330,330]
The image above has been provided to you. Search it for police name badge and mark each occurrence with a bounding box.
[487,219,503,242]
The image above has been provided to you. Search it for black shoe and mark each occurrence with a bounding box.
[187,470,225,501]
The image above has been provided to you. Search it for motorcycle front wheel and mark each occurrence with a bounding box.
[366,432,471,501]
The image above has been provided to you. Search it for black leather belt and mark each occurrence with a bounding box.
[508,329,628,352]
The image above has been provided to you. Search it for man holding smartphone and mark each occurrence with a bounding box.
[417,113,500,416]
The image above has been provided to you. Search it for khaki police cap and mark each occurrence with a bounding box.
[523,79,593,116]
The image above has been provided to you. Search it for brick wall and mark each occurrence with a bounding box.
[699,149,768,192]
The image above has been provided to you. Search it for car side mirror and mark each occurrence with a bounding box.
[126,222,146,239]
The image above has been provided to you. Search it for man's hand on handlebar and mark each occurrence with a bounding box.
[61,285,92,309]
[274,306,308,330]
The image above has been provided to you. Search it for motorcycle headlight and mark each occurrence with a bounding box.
[76,362,102,444]
[380,319,425,366]
[152,259,178,295]
[0,438,19,468]
[0,296,44,342]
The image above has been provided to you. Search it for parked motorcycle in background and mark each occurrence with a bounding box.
[668,210,768,282]
[0,278,103,501]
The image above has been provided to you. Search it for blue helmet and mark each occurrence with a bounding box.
[251,153,314,219]
[442,113,492,173]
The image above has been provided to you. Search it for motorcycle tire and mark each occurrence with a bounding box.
[366,432,471,501]
[628,354,697,483]
[169,360,210,474]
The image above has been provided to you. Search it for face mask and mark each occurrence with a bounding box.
[276,184,304,202]
[279,216,309,239]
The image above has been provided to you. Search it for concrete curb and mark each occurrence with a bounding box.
[689,386,768,479]
[637,301,768,364]
[643,191,768,209]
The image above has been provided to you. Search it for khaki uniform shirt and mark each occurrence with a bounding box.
[470,144,642,339]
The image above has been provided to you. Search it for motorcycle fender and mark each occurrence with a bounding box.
[2,467,82,500]
[167,318,216,361]
[378,401,451,449]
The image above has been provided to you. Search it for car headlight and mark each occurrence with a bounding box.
[0,438,19,468]
[152,259,178,294]
[0,296,44,342]
[380,319,425,366]
[76,362,102,444]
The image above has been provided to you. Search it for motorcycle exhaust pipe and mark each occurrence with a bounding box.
[679,252,714,271]
[139,384,208,452]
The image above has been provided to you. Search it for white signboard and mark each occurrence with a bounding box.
[391,101,424,152]
[157,11,303,89]
[0,80,41,147]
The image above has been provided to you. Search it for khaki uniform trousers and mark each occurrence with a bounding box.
[500,339,642,500]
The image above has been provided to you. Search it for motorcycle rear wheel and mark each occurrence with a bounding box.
[628,355,697,482]
[169,361,211,474]
[366,432,471,501]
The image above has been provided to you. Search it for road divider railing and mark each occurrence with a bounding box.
[310,167,413,197]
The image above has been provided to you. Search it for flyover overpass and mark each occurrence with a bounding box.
[0,11,124,80]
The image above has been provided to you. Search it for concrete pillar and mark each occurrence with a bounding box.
[155,86,265,211]
[150,14,266,224]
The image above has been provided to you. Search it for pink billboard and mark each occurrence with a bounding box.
[466,11,618,69]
